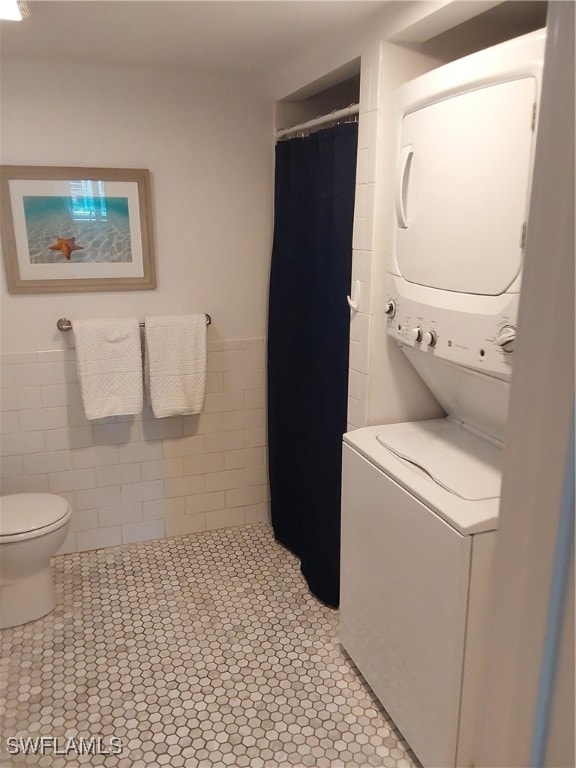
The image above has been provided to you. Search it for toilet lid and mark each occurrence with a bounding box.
[0,493,70,536]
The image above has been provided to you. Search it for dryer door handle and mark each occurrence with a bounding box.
[396,145,414,229]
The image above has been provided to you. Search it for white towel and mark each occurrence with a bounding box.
[74,318,143,420]
[145,314,207,418]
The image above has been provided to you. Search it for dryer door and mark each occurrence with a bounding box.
[394,76,537,295]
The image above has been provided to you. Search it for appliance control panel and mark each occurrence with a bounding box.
[385,288,518,380]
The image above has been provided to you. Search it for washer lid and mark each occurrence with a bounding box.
[375,421,502,500]
[343,419,503,534]
[0,493,70,536]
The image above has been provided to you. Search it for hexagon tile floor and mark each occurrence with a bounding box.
[0,522,420,768]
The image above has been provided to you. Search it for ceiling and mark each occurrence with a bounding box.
[0,1,390,76]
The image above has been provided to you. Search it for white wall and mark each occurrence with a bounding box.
[476,3,575,763]
[0,58,274,351]
[0,57,274,551]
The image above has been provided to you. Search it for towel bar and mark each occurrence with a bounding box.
[56,315,212,332]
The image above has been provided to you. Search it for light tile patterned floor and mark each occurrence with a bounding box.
[0,523,420,768]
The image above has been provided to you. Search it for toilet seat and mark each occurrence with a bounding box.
[0,493,72,543]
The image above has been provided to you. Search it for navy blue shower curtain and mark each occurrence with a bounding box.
[267,123,358,607]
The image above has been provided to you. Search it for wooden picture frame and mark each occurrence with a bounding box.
[0,165,156,293]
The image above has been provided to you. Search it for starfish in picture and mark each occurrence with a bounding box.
[49,236,84,260]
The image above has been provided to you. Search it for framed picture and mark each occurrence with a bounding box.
[0,166,156,293]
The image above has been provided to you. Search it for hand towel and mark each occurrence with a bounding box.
[145,314,207,418]
[73,318,143,420]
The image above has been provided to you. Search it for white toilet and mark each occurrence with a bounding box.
[0,493,72,629]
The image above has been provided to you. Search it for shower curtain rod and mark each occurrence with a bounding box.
[276,103,359,140]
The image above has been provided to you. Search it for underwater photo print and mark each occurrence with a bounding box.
[23,191,133,264]
[0,166,156,293]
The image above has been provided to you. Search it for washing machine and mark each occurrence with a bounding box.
[340,30,545,768]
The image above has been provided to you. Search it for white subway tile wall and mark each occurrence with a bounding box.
[0,339,270,554]
[348,43,382,432]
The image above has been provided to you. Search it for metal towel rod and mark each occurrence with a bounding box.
[56,315,212,332]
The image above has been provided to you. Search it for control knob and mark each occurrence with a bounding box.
[384,299,396,318]
[410,326,422,342]
[495,325,516,353]
[422,330,437,347]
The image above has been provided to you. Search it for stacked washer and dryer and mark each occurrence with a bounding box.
[340,30,545,768]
